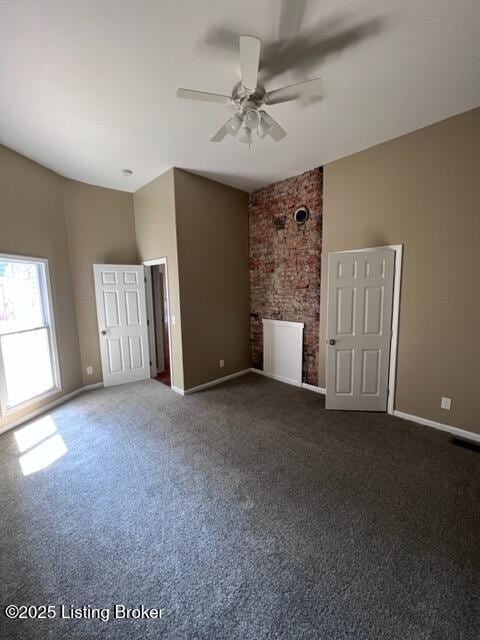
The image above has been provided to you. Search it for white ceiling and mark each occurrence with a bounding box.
[0,0,479,193]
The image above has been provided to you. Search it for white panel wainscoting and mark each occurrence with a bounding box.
[262,319,304,387]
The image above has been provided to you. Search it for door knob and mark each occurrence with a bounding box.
[329,339,336,345]
[101,330,108,336]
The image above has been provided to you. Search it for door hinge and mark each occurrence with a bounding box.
[144,277,147,283]
[150,360,152,366]
[147,319,150,326]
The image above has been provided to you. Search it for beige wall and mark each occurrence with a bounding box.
[132,168,250,391]
[1,151,249,411]
[174,169,250,389]
[63,179,137,385]
[5,105,477,434]
[320,107,480,433]
[133,168,185,390]
[1,144,138,429]
[0,145,82,430]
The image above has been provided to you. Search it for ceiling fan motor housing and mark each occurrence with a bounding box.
[233,86,265,111]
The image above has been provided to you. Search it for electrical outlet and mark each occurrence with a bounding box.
[219,359,224,368]
[441,397,452,410]
[86,366,93,376]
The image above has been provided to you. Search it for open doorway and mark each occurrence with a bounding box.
[144,259,172,388]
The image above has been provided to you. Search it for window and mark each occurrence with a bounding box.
[0,254,61,414]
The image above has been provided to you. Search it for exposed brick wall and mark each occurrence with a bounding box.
[249,168,323,385]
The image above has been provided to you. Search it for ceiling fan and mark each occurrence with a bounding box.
[177,35,322,144]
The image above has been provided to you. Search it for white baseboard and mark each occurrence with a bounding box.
[250,368,302,387]
[183,369,251,395]
[83,382,103,392]
[251,371,480,443]
[302,382,326,394]
[251,368,325,393]
[171,386,185,396]
[7,374,477,449]
[0,382,104,437]
[393,410,480,444]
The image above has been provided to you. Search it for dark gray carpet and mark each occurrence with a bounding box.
[0,373,479,639]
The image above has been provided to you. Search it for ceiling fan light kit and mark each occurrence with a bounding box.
[238,127,253,145]
[177,35,322,145]
[227,113,244,132]
[258,112,273,138]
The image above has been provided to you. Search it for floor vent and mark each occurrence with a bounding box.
[451,437,480,453]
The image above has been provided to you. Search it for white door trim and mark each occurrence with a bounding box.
[143,257,173,389]
[144,266,157,378]
[330,245,403,415]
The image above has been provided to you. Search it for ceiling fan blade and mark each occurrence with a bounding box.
[239,35,261,93]
[259,111,287,141]
[210,122,231,142]
[177,88,231,104]
[264,78,323,105]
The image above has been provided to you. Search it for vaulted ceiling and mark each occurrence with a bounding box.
[1,0,479,192]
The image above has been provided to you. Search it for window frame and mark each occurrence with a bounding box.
[0,253,62,416]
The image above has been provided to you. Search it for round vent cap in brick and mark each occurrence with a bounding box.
[293,206,309,225]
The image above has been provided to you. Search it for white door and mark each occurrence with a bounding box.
[93,264,150,387]
[325,249,395,411]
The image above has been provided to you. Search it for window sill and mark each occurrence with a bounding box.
[2,386,62,418]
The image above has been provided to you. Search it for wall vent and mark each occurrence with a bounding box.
[273,215,286,230]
